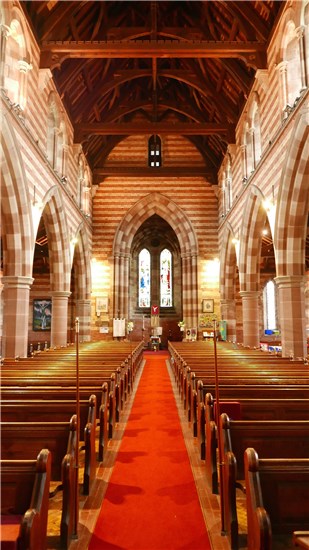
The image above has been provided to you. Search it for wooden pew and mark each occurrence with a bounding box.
[200,392,309,465]
[218,414,309,549]
[244,447,309,550]
[0,415,77,549]
[293,532,309,549]
[0,380,114,446]
[0,396,97,495]
[0,448,51,550]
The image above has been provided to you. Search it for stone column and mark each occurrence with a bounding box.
[276,61,288,114]
[113,254,120,317]
[122,254,130,321]
[0,25,10,89]
[296,26,307,92]
[2,275,34,358]
[181,253,191,326]
[275,275,307,358]
[50,291,71,348]
[240,144,247,181]
[76,298,91,342]
[239,290,260,348]
[191,254,199,330]
[220,298,236,343]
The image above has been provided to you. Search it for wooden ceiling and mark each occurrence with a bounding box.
[21,1,284,183]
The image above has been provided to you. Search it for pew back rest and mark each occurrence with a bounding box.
[1,449,51,550]
[220,413,309,479]
[245,448,309,550]
[0,415,77,480]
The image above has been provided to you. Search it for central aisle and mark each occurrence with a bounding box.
[89,352,212,550]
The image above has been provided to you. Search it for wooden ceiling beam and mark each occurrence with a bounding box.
[74,122,235,141]
[92,166,216,184]
[40,40,267,70]
[39,3,78,41]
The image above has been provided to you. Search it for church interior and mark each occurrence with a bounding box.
[1,1,309,549]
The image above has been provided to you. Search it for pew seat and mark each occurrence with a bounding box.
[219,414,309,549]
[245,448,309,550]
[0,416,77,549]
[293,532,309,549]
[0,449,51,550]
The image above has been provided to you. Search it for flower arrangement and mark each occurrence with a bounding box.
[127,321,134,333]
[178,320,185,330]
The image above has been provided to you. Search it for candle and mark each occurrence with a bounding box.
[142,315,145,330]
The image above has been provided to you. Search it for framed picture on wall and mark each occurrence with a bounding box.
[33,299,52,331]
[96,296,109,314]
[202,298,214,313]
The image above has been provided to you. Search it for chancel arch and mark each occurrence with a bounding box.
[112,192,199,333]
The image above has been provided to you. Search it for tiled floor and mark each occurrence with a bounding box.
[49,355,234,550]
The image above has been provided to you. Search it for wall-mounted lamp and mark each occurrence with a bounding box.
[232,229,240,244]
[32,185,43,210]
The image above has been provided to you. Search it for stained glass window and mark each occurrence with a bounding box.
[160,248,172,307]
[138,248,151,307]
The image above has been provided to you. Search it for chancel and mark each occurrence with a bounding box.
[1,1,309,549]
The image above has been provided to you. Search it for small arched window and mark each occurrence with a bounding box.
[263,280,277,331]
[138,249,151,307]
[148,135,162,167]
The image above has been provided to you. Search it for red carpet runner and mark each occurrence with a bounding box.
[89,352,211,550]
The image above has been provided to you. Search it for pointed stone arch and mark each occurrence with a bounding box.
[1,109,33,357]
[238,185,269,292]
[238,186,270,347]
[275,109,309,277]
[219,223,239,342]
[113,192,198,256]
[274,108,309,357]
[70,222,92,341]
[220,222,238,301]
[112,192,199,325]
[41,186,71,292]
[1,112,33,276]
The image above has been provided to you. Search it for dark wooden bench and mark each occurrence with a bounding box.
[0,415,77,549]
[245,447,309,550]
[199,392,309,462]
[0,448,51,550]
[218,414,309,549]
[0,395,97,495]
[293,532,309,549]
[0,380,114,446]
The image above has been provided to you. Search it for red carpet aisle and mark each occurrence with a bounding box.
[89,352,212,550]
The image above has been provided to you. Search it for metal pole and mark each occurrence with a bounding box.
[73,316,80,538]
[213,319,226,535]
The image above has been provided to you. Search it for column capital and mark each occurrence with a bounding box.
[2,275,34,288]
[274,275,306,288]
[18,59,33,73]
[239,290,260,299]
[255,69,269,92]
[275,60,288,74]
[50,291,71,298]
[295,25,305,40]
[220,298,235,306]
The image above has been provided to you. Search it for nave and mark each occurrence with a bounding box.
[1,342,309,550]
[68,350,228,550]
